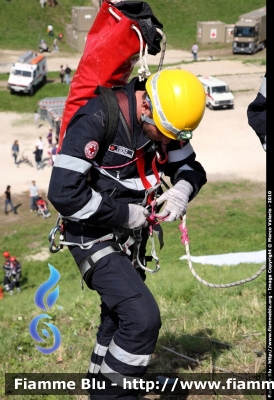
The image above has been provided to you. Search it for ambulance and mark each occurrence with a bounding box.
[7,51,47,96]
[198,76,234,110]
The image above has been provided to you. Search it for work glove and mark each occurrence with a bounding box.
[155,180,193,222]
[122,204,150,230]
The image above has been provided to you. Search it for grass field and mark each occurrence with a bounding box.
[0,0,266,52]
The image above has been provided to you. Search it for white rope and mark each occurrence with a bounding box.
[108,6,121,21]
[156,27,166,72]
[181,214,266,288]
[108,7,166,79]
[131,25,151,81]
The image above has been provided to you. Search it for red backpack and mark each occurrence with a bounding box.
[58,0,164,151]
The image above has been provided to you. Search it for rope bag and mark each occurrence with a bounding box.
[58,0,166,151]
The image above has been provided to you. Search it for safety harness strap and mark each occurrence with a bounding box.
[115,91,161,204]
[79,243,123,278]
[94,86,121,154]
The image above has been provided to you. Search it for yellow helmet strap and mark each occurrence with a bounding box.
[141,114,156,126]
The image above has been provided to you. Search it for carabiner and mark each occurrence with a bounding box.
[48,214,63,253]
[48,225,62,253]
[134,227,160,274]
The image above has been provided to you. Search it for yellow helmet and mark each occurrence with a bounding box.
[145,69,206,140]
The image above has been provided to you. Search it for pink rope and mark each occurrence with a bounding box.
[179,220,189,245]
[96,152,145,170]
[146,200,169,234]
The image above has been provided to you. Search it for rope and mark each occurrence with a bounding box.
[180,214,266,288]
[156,28,166,72]
[132,25,167,80]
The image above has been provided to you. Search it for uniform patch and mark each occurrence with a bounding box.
[108,144,134,159]
[85,141,99,159]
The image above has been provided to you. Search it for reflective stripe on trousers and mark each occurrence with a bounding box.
[85,251,161,399]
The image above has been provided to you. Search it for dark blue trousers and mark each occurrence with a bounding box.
[68,226,161,400]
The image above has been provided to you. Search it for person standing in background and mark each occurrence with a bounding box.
[65,65,72,84]
[4,186,16,215]
[47,129,53,147]
[53,37,59,52]
[36,136,44,159]
[29,181,40,212]
[60,65,65,83]
[34,110,40,128]
[11,140,19,166]
[247,73,266,152]
[51,143,57,166]
[191,43,198,61]
[47,24,54,36]
[2,254,14,295]
[58,32,64,42]
[10,256,22,294]
[33,146,42,169]
[55,121,60,144]
[2,255,22,295]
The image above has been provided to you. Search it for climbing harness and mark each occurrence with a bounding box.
[48,197,266,286]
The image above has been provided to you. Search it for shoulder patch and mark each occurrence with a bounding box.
[85,141,99,159]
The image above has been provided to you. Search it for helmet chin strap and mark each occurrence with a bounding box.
[141,113,156,126]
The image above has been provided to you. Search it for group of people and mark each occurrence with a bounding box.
[32,131,58,169]
[28,180,51,217]
[11,125,59,172]
[27,180,50,217]
[60,65,71,84]
[39,24,63,53]
[2,252,22,295]
[4,180,49,216]
[4,180,50,215]
[40,0,57,7]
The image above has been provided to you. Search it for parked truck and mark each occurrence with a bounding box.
[7,51,47,95]
[233,7,266,55]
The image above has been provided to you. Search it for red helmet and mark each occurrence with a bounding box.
[3,251,10,258]
[10,256,16,262]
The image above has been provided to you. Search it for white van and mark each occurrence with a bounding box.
[7,51,47,96]
[198,76,234,110]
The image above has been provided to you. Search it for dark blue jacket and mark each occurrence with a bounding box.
[48,78,207,232]
[247,73,266,150]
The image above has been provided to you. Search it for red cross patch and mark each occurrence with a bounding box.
[84,141,99,159]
